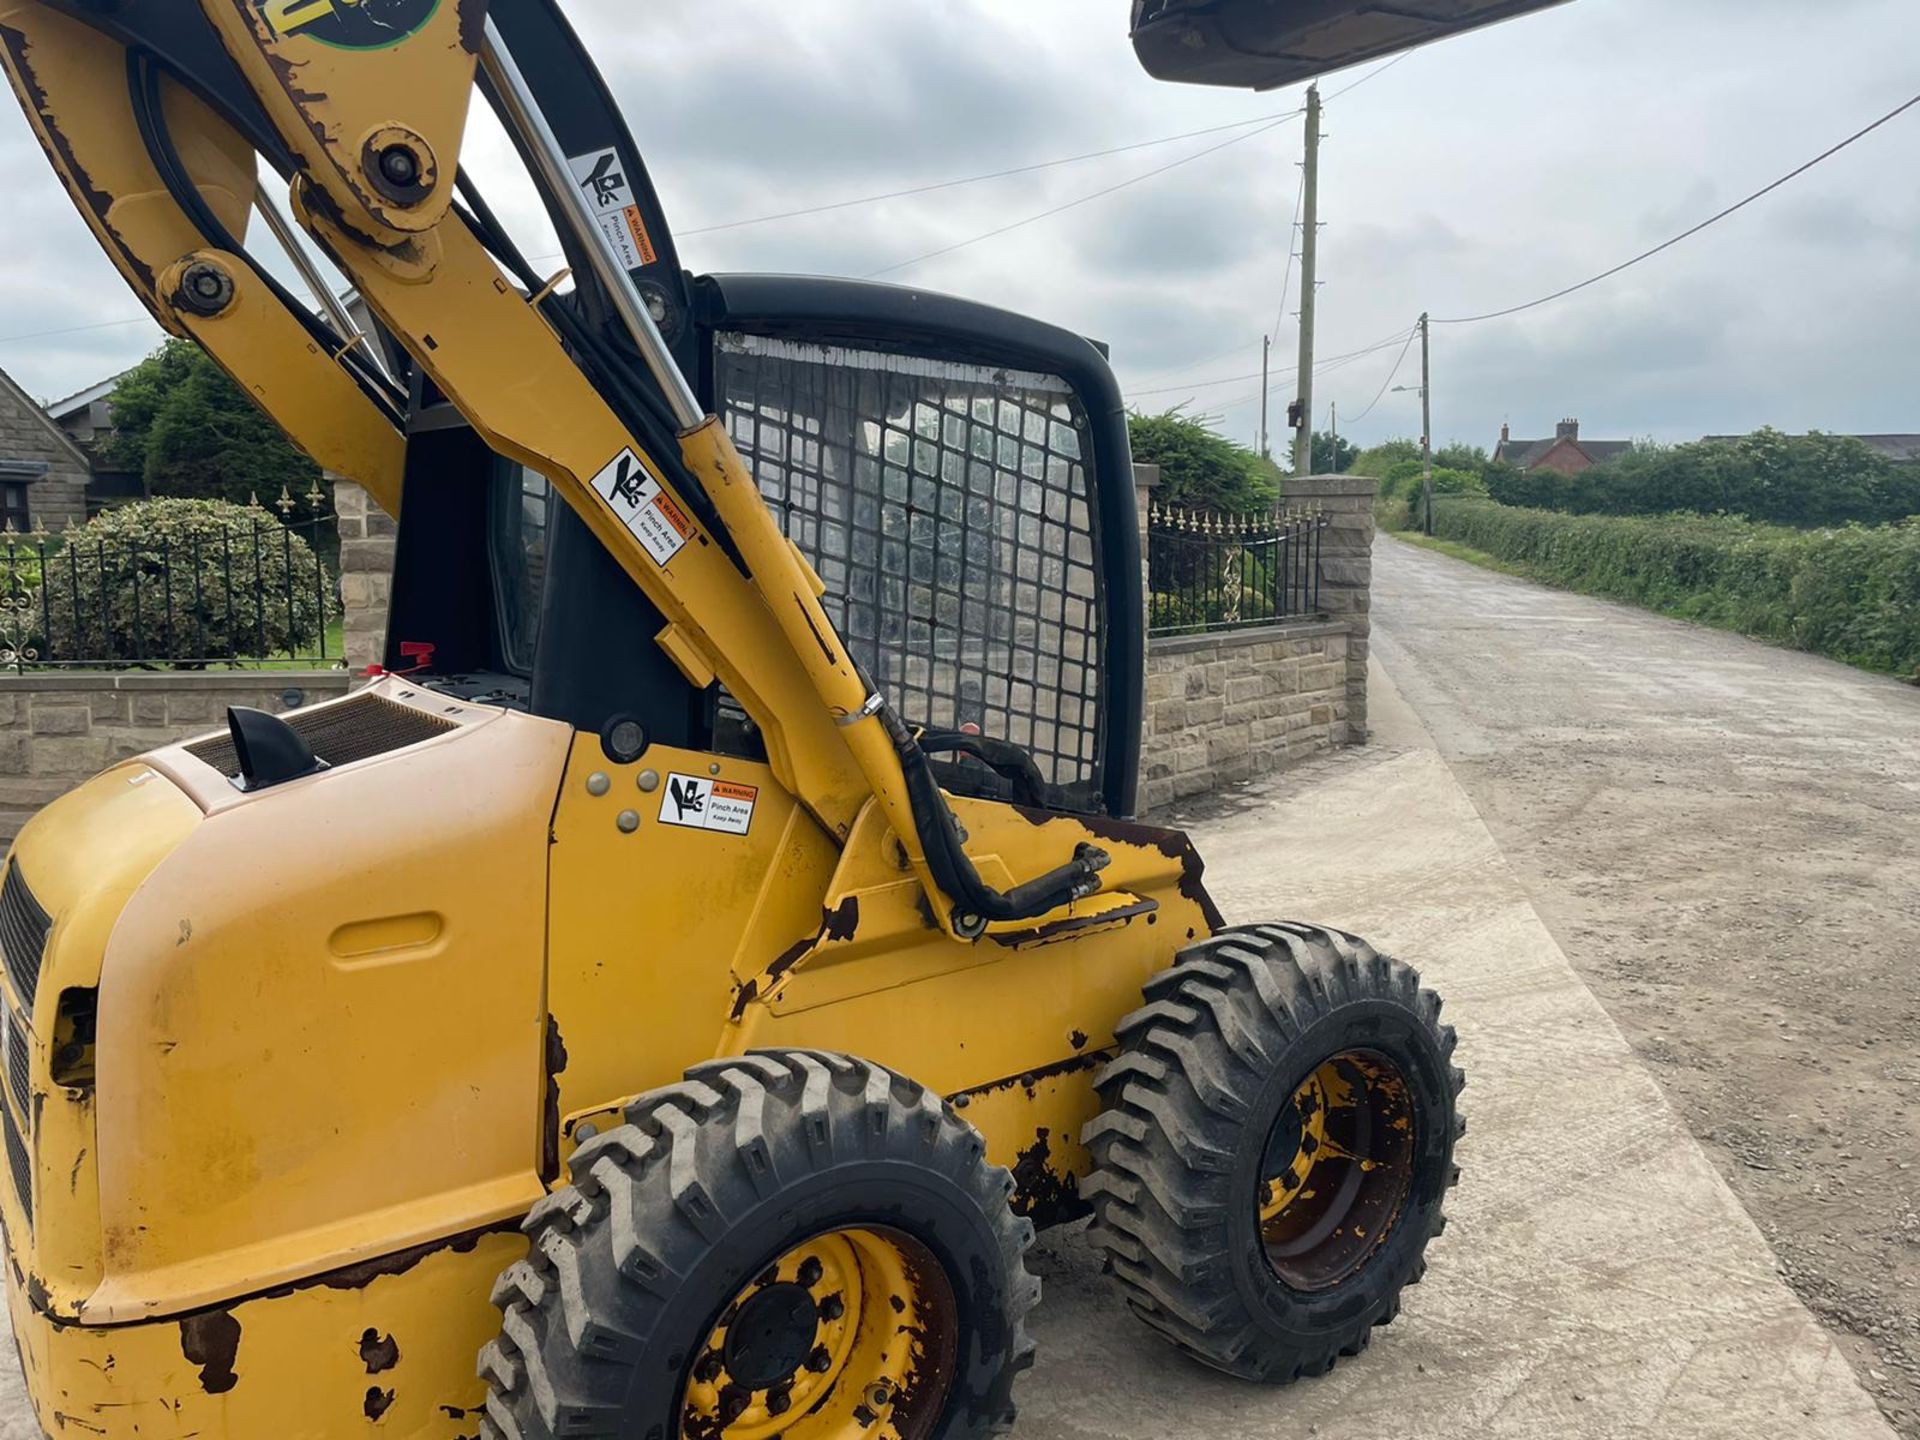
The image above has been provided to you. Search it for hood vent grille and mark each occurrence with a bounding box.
[0,864,51,1011]
[186,693,459,780]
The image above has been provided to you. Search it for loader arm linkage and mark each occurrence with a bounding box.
[0,0,1103,937]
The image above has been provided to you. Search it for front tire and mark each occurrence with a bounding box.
[479,1049,1039,1439]
[1081,923,1463,1382]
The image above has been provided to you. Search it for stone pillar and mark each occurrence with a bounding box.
[331,475,396,673]
[1280,474,1377,743]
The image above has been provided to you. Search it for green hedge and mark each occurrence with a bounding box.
[1424,498,1920,679]
[1483,429,1920,527]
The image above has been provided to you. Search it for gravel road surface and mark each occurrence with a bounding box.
[1373,535,1920,1434]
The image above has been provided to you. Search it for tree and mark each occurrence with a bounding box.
[1433,441,1490,476]
[1127,408,1280,513]
[1349,439,1421,479]
[1288,429,1357,476]
[104,339,320,508]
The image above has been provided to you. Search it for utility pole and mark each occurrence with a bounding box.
[1419,311,1434,535]
[1259,334,1271,459]
[1293,83,1321,480]
[1329,400,1339,473]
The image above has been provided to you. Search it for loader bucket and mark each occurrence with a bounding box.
[1130,0,1572,90]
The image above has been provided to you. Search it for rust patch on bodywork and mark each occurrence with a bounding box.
[542,1017,569,1183]
[1008,1128,1088,1227]
[359,1327,400,1373]
[456,0,488,53]
[1014,806,1225,931]
[730,896,862,1021]
[256,1219,519,1303]
[179,1309,241,1394]
[987,897,1156,949]
[821,894,859,942]
[948,1050,1108,1105]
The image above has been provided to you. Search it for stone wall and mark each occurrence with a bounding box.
[1134,468,1377,813]
[0,369,89,532]
[332,476,396,672]
[1280,474,1376,743]
[0,671,354,841]
[1139,620,1353,811]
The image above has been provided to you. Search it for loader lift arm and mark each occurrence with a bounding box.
[2,0,1108,935]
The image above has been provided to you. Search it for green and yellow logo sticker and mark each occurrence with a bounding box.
[257,0,440,51]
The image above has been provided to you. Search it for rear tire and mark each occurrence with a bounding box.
[1081,922,1463,1382]
[478,1049,1038,1439]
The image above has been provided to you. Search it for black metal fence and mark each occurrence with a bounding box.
[1147,503,1326,638]
[0,498,341,671]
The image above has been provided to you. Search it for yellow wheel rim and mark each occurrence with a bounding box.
[1256,1049,1416,1290]
[680,1226,958,1440]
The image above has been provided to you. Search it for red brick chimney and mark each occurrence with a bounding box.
[1500,422,1510,445]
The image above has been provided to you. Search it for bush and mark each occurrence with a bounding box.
[1350,440,1421,479]
[1426,497,1920,678]
[37,498,336,665]
[1485,430,1920,527]
[1128,409,1280,513]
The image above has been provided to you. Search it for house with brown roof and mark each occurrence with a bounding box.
[1492,418,1634,475]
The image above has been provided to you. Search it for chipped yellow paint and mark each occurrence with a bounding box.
[6,1224,524,1438]
[0,4,405,508]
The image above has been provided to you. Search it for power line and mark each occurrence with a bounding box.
[1133,338,1262,386]
[1340,326,1420,424]
[1213,330,1415,413]
[1128,327,1414,398]
[1325,49,1415,100]
[676,107,1307,239]
[1122,55,1413,389]
[0,315,153,346]
[676,53,1402,252]
[1434,89,1920,325]
[865,115,1296,280]
[1270,166,1306,348]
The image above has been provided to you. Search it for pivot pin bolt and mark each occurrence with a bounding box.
[378,144,421,187]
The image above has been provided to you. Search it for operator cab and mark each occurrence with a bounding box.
[380,273,1143,818]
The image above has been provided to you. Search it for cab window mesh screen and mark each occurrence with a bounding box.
[717,333,1103,796]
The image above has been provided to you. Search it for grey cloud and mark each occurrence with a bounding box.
[2,0,1916,452]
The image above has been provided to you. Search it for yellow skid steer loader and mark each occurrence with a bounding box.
[0,1,1562,1435]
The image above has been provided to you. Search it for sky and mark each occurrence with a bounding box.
[3,0,1918,457]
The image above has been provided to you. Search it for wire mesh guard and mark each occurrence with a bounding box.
[716,333,1105,795]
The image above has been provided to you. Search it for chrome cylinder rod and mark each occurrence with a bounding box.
[254,182,376,363]
[477,18,703,433]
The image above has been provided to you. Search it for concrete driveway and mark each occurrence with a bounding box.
[0,632,1894,1436]
[1371,535,1920,1434]
[1014,666,1889,1439]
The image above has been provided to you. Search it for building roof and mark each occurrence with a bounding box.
[0,365,95,471]
[44,369,131,422]
[1497,435,1634,469]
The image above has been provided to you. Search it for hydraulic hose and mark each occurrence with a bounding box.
[125,51,406,422]
[880,702,1108,935]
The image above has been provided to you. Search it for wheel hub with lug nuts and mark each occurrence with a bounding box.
[1256,1048,1417,1290]
[680,1226,957,1440]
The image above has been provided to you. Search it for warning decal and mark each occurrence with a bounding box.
[590,448,691,567]
[568,147,658,271]
[659,773,758,835]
